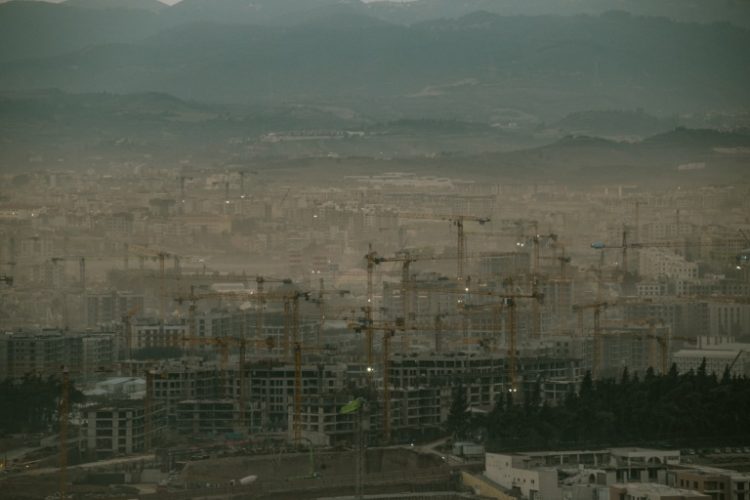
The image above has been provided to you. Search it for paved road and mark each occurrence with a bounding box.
[3,446,40,463]
[19,453,156,476]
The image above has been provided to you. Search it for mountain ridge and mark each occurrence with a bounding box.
[0,10,746,121]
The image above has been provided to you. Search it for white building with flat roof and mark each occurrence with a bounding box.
[485,453,560,500]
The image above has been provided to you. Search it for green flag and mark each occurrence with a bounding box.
[340,398,362,414]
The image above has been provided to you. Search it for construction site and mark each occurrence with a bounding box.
[1,167,749,500]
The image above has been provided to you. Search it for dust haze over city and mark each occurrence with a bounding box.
[1,0,750,498]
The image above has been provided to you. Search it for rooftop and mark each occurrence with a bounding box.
[613,482,708,498]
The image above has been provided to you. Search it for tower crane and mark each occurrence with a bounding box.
[175,286,299,431]
[590,237,746,276]
[372,250,465,350]
[255,276,293,347]
[347,321,397,444]
[364,245,378,376]
[350,299,526,439]
[600,319,697,375]
[291,341,337,444]
[572,302,609,379]
[305,278,353,348]
[396,213,490,283]
[539,242,571,279]
[175,283,296,352]
[121,304,141,359]
[368,243,538,324]
[399,282,542,391]
[608,294,750,373]
[340,397,367,500]
[468,230,557,338]
[175,285,348,433]
[50,255,91,327]
[600,317,667,373]
[178,335,270,432]
[176,284,348,358]
[126,244,181,324]
[525,233,557,340]
[57,363,114,498]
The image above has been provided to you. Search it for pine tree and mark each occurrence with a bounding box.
[447,384,470,439]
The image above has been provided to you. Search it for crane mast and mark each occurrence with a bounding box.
[364,245,378,375]
[293,343,302,444]
[382,329,394,443]
[58,367,70,500]
[507,299,518,393]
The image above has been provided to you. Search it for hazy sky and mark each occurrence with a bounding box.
[0,0,417,3]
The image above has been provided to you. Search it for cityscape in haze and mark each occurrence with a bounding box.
[1,0,749,499]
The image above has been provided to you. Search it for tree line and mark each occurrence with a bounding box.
[0,375,84,435]
[448,362,750,450]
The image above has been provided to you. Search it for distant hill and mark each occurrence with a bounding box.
[165,0,346,26]
[2,0,750,28]
[158,0,750,29]
[0,11,747,121]
[0,1,162,62]
[553,110,677,139]
[0,89,373,166]
[642,127,750,150]
[469,128,750,183]
[2,88,748,187]
[63,0,165,12]
[360,0,750,29]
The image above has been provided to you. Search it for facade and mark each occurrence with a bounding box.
[485,453,560,500]
[637,282,671,297]
[388,353,581,409]
[624,302,709,339]
[247,361,349,431]
[586,328,664,377]
[296,393,359,446]
[176,400,236,436]
[707,303,750,338]
[484,449,682,500]
[84,290,143,328]
[85,400,166,459]
[668,465,750,500]
[1,330,69,379]
[638,249,698,280]
[545,278,575,315]
[1,329,115,380]
[80,333,116,375]
[129,320,188,350]
[479,252,532,280]
[148,361,229,421]
[130,308,319,358]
